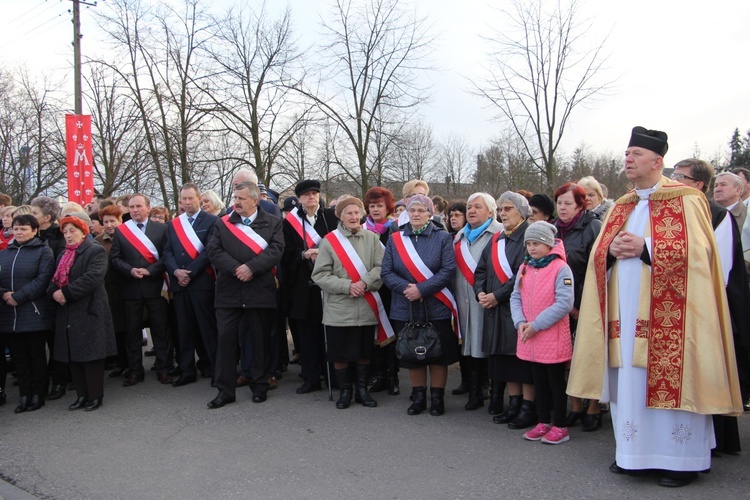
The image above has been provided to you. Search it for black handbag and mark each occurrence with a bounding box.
[395,301,443,364]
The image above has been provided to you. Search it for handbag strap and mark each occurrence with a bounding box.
[407,299,430,324]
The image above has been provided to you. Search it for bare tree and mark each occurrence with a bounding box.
[297,0,434,197]
[199,4,309,189]
[438,133,474,197]
[475,0,610,187]
[390,120,437,182]
[473,132,538,196]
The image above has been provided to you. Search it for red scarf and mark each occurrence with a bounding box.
[52,242,83,288]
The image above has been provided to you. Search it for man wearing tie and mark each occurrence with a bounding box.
[206,182,284,408]
[163,183,219,387]
[110,194,171,386]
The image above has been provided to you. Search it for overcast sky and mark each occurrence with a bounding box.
[1,0,748,168]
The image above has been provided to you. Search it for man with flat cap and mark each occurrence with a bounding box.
[282,180,338,394]
[567,126,743,487]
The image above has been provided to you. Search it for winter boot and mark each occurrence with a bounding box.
[430,387,445,416]
[487,380,506,415]
[407,386,427,415]
[334,368,353,409]
[464,370,484,410]
[354,365,377,407]
[493,394,521,424]
[508,399,537,429]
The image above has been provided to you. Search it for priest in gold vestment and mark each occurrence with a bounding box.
[567,127,743,488]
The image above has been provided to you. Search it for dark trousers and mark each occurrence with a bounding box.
[123,297,170,377]
[45,328,68,387]
[531,361,567,427]
[736,346,750,400]
[7,330,48,397]
[215,307,274,399]
[0,331,7,390]
[70,359,105,400]
[173,289,217,378]
[296,319,325,385]
[114,330,128,369]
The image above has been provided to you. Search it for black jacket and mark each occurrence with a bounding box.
[474,220,528,356]
[110,220,168,300]
[48,238,116,362]
[39,223,66,259]
[163,211,219,292]
[556,211,601,310]
[0,237,55,333]
[281,204,338,320]
[208,207,284,309]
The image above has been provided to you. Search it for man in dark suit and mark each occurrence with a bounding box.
[206,182,284,408]
[110,193,172,386]
[163,183,219,387]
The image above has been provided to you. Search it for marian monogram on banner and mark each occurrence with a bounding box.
[65,114,94,205]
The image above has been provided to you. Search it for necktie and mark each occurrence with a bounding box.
[188,217,194,226]
[244,217,250,226]
[137,223,144,232]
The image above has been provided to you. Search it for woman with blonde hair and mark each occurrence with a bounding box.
[200,189,227,217]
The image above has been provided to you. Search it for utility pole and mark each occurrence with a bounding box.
[71,0,97,114]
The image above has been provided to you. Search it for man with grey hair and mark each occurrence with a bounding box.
[713,172,747,229]
[231,169,280,217]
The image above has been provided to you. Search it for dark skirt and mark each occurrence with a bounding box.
[325,325,375,362]
[489,354,533,384]
[393,319,460,369]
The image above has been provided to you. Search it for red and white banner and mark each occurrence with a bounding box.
[172,213,204,259]
[326,229,395,345]
[65,114,94,206]
[118,220,168,291]
[391,231,461,340]
[454,238,478,286]
[221,215,269,255]
[286,210,322,248]
[491,234,513,285]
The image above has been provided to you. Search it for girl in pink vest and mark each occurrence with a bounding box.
[510,221,574,444]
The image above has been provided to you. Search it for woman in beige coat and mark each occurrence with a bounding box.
[312,197,385,409]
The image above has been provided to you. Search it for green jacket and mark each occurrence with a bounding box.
[312,222,383,327]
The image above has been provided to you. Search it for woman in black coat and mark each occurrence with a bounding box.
[48,216,116,412]
[474,191,535,429]
[0,214,55,413]
[553,182,602,431]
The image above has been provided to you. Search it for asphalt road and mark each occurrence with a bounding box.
[0,360,748,499]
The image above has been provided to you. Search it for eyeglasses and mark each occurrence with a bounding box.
[671,173,696,181]
[497,206,516,213]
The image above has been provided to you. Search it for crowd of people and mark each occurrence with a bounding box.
[0,127,747,488]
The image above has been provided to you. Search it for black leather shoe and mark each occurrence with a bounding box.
[581,412,603,432]
[27,395,44,411]
[144,347,156,357]
[295,382,321,394]
[207,394,236,409]
[84,399,102,412]
[108,368,124,378]
[168,366,181,377]
[47,384,65,401]
[565,410,585,427]
[122,374,144,387]
[68,396,88,410]
[451,382,466,395]
[658,471,696,487]
[252,393,267,403]
[743,397,750,412]
[14,396,28,414]
[172,375,197,387]
[0,388,6,406]
[157,372,172,384]
[199,368,213,379]
[609,461,649,477]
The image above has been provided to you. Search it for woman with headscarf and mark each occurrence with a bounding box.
[312,197,385,409]
[48,216,116,411]
[474,192,536,429]
[453,193,502,412]
[382,194,459,416]
[553,182,602,431]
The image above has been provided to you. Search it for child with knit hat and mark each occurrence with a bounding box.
[509,221,574,444]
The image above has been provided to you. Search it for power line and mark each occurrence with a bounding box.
[3,0,54,27]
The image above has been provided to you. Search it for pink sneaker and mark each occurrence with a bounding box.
[523,423,551,441]
[541,426,570,444]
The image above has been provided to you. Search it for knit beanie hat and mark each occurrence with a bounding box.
[524,221,556,247]
[335,196,364,219]
[406,194,434,214]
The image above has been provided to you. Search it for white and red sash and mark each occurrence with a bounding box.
[286,210,322,248]
[221,215,269,255]
[172,213,204,259]
[391,231,461,340]
[325,230,395,345]
[172,213,215,279]
[491,234,513,284]
[118,220,168,290]
[454,237,478,286]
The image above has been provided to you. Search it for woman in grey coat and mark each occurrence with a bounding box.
[48,216,116,412]
[453,193,502,412]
